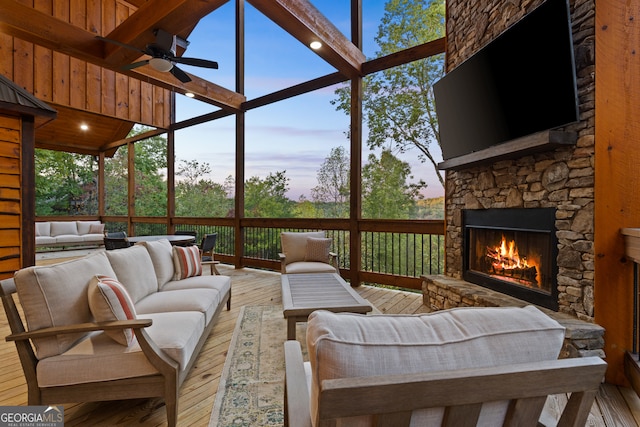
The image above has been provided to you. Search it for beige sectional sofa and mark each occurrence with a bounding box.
[35,220,105,248]
[0,239,231,427]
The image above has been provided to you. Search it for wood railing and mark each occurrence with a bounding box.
[37,216,444,291]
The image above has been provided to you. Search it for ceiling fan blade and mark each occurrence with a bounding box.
[96,35,146,54]
[170,66,192,83]
[122,60,149,70]
[172,56,219,69]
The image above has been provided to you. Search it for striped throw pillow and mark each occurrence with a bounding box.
[88,274,137,346]
[172,245,203,280]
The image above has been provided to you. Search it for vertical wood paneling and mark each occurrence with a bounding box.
[595,0,640,385]
[70,0,87,110]
[52,51,70,105]
[141,81,153,124]
[129,78,141,122]
[116,72,129,118]
[0,34,13,78]
[153,85,165,127]
[33,46,53,102]
[86,64,102,110]
[13,39,33,91]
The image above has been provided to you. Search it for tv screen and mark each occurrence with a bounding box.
[434,0,579,160]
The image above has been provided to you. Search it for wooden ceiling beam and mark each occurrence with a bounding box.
[102,0,229,66]
[0,0,244,111]
[247,0,365,78]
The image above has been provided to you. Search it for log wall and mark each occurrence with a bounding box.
[0,116,22,280]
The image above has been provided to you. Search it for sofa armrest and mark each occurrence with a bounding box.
[284,340,312,427]
[6,319,153,342]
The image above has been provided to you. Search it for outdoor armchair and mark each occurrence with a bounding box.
[279,231,338,274]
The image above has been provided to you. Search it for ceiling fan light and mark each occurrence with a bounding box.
[149,57,173,72]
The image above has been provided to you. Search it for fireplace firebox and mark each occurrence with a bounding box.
[463,208,558,310]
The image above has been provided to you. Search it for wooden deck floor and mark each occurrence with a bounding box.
[1,260,640,426]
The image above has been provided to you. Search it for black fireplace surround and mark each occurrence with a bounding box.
[463,208,559,310]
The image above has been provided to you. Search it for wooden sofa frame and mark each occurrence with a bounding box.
[284,340,607,427]
[0,277,231,427]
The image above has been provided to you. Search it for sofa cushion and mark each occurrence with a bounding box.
[162,274,231,294]
[77,220,102,235]
[305,237,332,263]
[36,310,205,387]
[35,236,56,245]
[14,251,118,359]
[49,221,79,236]
[306,306,565,426]
[35,222,50,237]
[172,245,202,280]
[136,288,222,324]
[106,245,158,304]
[53,234,85,244]
[136,239,175,289]
[281,231,325,265]
[88,275,137,346]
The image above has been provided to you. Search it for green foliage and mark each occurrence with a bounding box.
[244,171,294,218]
[104,127,168,216]
[175,159,232,217]
[362,150,426,219]
[35,149,97,215]
[311,146,349,218]
[332,0,446,188]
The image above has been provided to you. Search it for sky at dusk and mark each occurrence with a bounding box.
[173,1,445,200]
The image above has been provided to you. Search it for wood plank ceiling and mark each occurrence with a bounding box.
[0,0,365,155]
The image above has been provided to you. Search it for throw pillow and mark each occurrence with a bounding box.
[173,245,203,280]
[88,223,105,234]
[87,274,137,346]
[305,237,332,262]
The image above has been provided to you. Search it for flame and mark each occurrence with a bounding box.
[489,235,530,270]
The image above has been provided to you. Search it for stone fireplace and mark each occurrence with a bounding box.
[422,0,604,358]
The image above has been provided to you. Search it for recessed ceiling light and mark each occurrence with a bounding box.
[185,92,195,98]
[80,124,89,131]
[310,41,322,50]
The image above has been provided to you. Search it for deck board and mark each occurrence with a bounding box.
[0,258,636,426]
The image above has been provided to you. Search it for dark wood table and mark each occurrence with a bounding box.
[128,235,196,246]
[281,273,373,340]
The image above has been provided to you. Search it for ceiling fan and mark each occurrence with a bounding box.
[97,28,219,83]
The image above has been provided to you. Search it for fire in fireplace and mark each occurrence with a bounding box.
[463,208,558,310]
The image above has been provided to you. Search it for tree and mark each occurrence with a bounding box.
[104,126,168,216]
[175,159,231,217]
[332,0,446,187]
[311,146,350,218]
[244,171,293,218]
[35,150,97,215]
[362,150,426,219]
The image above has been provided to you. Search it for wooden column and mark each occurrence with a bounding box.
[348,0,363,284]
[234,0,245,268]
[594,0,640,384]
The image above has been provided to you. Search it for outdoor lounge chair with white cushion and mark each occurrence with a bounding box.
[280,231,338,274]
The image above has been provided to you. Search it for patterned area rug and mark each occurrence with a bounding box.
[209,305,306,427]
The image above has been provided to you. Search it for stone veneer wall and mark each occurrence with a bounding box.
[444,0,596,321]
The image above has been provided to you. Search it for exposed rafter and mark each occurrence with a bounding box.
[247,0,365,78]
[0,0,244,111]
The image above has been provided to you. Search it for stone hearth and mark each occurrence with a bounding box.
[422,275,604,359]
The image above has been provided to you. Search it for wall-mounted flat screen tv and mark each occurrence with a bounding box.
[434,0,579,160]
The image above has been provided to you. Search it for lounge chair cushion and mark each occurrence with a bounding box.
[172,245,202,280]
[136,239,175,289]
[106,245,158,304]
[306,306,566,427]
[284,262,337,274]
[88,275,137,346]
[281,231,325,264]
[14,251,118,359]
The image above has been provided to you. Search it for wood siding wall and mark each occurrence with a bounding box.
[0,116,22,280]
[594,0,640,385]
[0,0,170,129]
